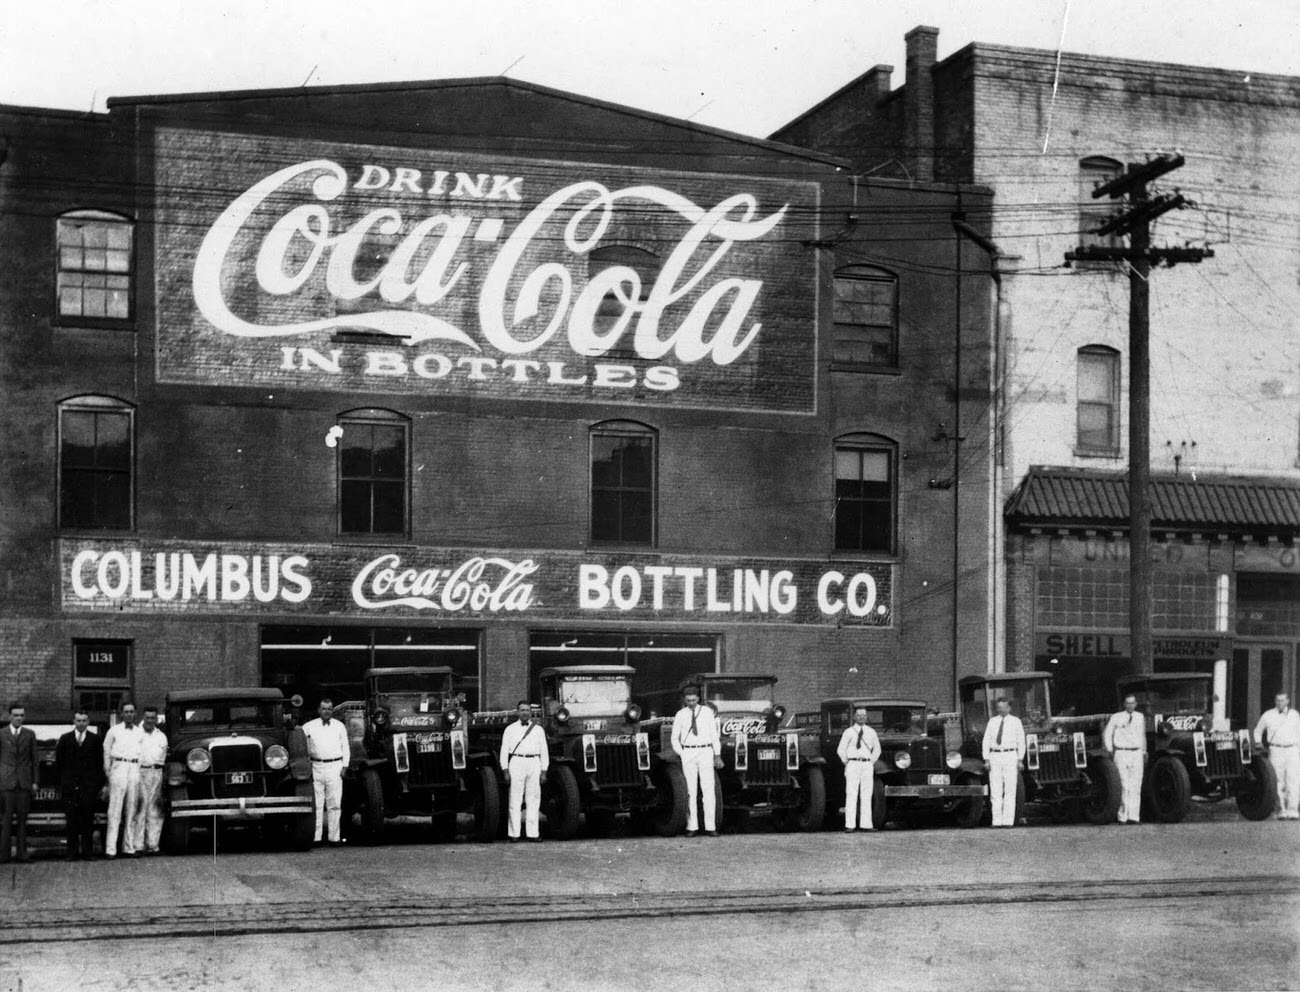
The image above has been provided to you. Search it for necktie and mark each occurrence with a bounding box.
[1127,712,1133,727]
[77,733,84,747]
[856,728,864,748]
[995,717,1004,745]
[689,707,698,737]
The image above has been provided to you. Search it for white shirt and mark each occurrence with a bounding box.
[102,722,145,773]
[302,717,350,764]
[671,704,721,756]
[499,720,549,771]
[836,724,881,764]
[1103,710,1147,752]
[1254,707,1300,748]
[981,714,1026,760]
[139,727,169,767]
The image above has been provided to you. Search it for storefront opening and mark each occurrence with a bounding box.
[528,631,718,710]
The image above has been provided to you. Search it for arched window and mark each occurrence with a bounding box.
[1076,346,1121,455]
[1078,157,1123,251]
[834,432,896,553]
[337,409,409,536]
[832,265,897,366]
[59,395,134,530]
[56,210,134,321]
[590,420,656,546]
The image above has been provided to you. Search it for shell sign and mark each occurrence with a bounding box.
[153,129,821,413]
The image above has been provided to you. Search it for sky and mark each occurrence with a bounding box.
[2,0,1297,137]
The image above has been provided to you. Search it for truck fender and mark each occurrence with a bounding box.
[802,755,827,767]
[653,751,682,766]
[959,758,988,779]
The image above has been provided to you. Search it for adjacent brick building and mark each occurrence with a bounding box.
[775,26,1300,726]
[0,77,994,723]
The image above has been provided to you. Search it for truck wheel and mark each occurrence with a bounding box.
[291,782,315,851]
[543,765,581,840]
[1081,756,1122,825]
[708,776,725,834]
[792,764,826,832]
[871,779,887,829]
[164,787,191,854]
[1014,772,1028,826]
[470,764,502,842]
[358,767,386,843]
[952,773,986,829]
[648,764,689,837]
[1236,755,1278,821]
[1144,755,1190,823]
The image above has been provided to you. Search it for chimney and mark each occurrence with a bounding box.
[864,64,893,104]
[904,25,939,182]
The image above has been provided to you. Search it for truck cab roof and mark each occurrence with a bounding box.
[537,665,636,679]
[1117,672,1212,687]
[958,673,1052,688]
[166,687,285,705]
[364,666,456,679]
[822,697,927,711]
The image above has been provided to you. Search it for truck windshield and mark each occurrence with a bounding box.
[705,680,775,704]
[864,706,926,735]
[552,677,632,717]
[987,680,1051,729]
[176,702,279,730]
[373,673,454,694]
[378,691,450,719]
[1138,680,1210,715]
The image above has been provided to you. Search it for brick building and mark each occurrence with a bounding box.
[0,77,994,723]
[774,27,1300,725]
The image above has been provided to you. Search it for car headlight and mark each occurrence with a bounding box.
[946,751,962,769]
[445,709,461,728]
[625,704,642,723]
[894,751,912,769]
[773,705,787,721]
[555,707,570,725]
[186,748,211,773]
[372,708,390,729]
[265,745,289,770]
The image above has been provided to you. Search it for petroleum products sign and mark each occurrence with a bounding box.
[153,128,819,413]
[60,540,891,627]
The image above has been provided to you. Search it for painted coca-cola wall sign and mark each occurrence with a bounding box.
[153,129,820,413]
[60,540,892,627]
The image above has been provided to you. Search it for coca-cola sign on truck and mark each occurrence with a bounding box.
[154,129,820,413]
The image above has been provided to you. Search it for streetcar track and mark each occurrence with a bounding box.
[2,875,1292,945]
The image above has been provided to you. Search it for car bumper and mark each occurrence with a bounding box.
[170,797,314,820]
[883,784,988,798]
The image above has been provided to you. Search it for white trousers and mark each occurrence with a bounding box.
[312,761,344,841]
[105,762,141,855]
[988,753,1020,827]
[1269,747,1300,817]
[843,760,875,829]
[132,767,165,852]
[507,756,542,838]
[681,748,717,832]
[1113,750,1144,823]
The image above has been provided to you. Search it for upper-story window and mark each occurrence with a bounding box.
[1078,157,1123,251]
[590,421,656,546]
[338,410,409,537]
[59,396,133,530]
[1077,345,1121,455]
[57,211,133,322]
[834,433,896,554]
[833,265,898,367]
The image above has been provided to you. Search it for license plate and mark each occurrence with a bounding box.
[928,774,950,786]
[1038,744,1059,752]
[418,743,443,754]
[757,749,780,761]
[225,772,253,785]
[34,788,57,801]
[1216,741,1237,750]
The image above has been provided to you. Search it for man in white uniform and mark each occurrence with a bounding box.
[1255,692,1300,820]
[836,705,882,832]
[1103,693,1146,824]
[101,702,145,857]
[302,698,350,845]
[981,697,1026,827]
[133,705,169,854]
[499,701,549,842]
[671,686,723,837]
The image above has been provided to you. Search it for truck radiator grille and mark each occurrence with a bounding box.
[594,743,641,787]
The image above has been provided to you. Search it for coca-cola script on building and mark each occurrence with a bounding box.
[153,129,820,413]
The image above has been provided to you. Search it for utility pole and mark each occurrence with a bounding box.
[1066,154,1212,673]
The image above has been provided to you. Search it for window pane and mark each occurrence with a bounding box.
[835,475,864,501]
[1078,404,1114,449]
[834,449,861,481]
[340,428,373,478]
[61,470,96,529]
[372,425,405,478]
[96,472,132,530]
[371,481,405,533]
[106,225,132,251]
[622,491,653,544]
[96,413,131,470]
[591,435,621,488]
[620,438,652,489]
[340,480,371,533]
[835,503,862,550]
[860,450,890,483]
[61,411,96,467]
[591,491,621,542]
[1078,354,1115,402]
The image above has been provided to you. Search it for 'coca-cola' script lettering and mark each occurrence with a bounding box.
[351,554,538,612]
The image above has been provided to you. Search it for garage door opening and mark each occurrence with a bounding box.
[528,631,718,711]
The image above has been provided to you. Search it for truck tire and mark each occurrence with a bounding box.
[708,776,725,833]
[952,772,986,829]
[544,764,581,840]
[871,778,887,829]
[1013,771,1027,826]
[291,781,315,851]
[358,767,386,843]
[784,764,826,832]
[648,764,689,837]
[1144,755,1191,823]
[1236,754,1278,821]
[1081,756,1123,825]
[470,764,502,842]
[165,813,191,854]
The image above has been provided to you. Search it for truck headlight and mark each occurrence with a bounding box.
[445,709,461,728]
[555,707,570,725]
[372,708,390,729]
[773,705,787,722]
[186,748,211,773]
[894,751,912,770]
[265,745,289,770]
[946,751,962,769]
[625,703,642,723]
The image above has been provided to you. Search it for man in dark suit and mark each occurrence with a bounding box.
[55,709,105,860]
[0,703,39,863]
